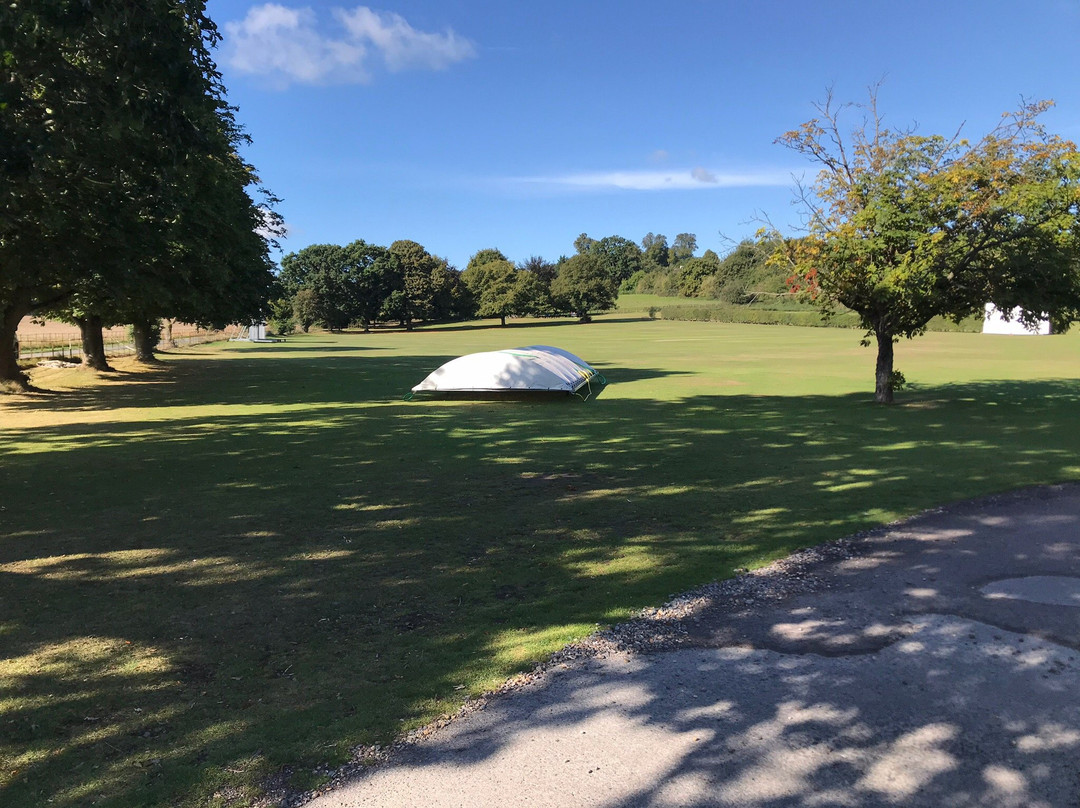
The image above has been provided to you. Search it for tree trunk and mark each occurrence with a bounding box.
[131,318,159,363]
[874,329,895,404]
[0,295,31,388]
[500,314,506,327]
[77,315,112,371]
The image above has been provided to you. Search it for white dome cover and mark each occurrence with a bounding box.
[412,345,599,394]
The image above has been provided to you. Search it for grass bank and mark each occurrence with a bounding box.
[2,317,1079,806]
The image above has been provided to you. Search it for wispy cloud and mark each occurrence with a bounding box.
[223,4,476,87]
[335,7,474,71]
[510,168,793,192]
[691,166,718,183]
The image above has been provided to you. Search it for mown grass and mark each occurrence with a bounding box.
[2,316,1079,807]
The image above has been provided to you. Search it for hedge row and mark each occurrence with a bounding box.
[650,304,859,328]
[650,304,983,333]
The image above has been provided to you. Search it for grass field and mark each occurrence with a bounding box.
[3,316,1080,807]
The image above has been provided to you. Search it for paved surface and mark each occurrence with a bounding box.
[308,486,1080,807]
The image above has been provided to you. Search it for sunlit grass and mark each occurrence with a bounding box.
[1,318,1079,806]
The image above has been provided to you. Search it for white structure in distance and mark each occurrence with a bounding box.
[230,322,283,342]
[982,304,1050,335]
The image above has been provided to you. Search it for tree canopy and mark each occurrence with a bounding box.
[770,89,1080,402]
[550,253,617,322]
[1,0,278,384]
[461,257,535,326]
[670,233,698,263]
[641,233,670,267]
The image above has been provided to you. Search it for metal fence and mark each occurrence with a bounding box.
[15,328,228,361]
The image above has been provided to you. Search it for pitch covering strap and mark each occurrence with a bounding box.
[512,345,598,393]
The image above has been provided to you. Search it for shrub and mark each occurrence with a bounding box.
[650,303,983,332]
[654,304,861,328]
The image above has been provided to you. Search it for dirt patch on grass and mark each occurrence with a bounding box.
[0,355,175,426]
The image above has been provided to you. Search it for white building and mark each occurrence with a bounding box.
[982,304,1051,335]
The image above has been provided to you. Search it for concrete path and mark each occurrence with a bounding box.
[308,486,1080,807]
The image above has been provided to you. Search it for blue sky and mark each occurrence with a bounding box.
[206,0,1080,269]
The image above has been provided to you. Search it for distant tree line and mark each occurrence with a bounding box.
[275,240,470,333]
[272,239,610,332]
[272,231,790,333]
[2,1,280,387]
[613,235,788,303]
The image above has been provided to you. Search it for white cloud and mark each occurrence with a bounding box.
[335,7,475,72]
[255,206,290,243]
[223,4,475,87]
[224,5,366,85]
[513,168,793,192]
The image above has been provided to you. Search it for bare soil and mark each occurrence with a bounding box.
[16,317,216,340]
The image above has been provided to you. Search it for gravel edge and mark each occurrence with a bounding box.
[260,482,1078,808]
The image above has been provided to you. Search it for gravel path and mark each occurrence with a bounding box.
[286,484,1080,808]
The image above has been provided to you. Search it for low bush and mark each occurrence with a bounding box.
[648,301,983,333]
[653,304,861,328]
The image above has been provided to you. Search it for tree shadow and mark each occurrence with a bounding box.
[598,366,694,384]
[323,490,1080,806]
[186,344,378,353]
[3,355,1080,806]
[4,352,450,412]
[416,315,652,333]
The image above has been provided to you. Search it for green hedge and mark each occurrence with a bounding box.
[923,315,984,333]
[651,304,860,328]
[649,303,982,333]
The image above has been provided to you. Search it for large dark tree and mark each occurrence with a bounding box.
[551,254,617,322]
[641,232,670,268]
[589,235,645,284]
[519,255,557,314]
[670,233,698,263]
[462,256,534,326]
[1,0,129,382]
[427,256,470,322]
[0,0,277,385]
[280,245,354,330]
[343,240,394,332]
[386,240,442,330]
[772,88,1080,403]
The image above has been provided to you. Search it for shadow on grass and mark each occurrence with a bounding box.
[6,350,448,412]
[362,488,1080,807]
[416,315,653,333]
[206,344,379,352]
[3,354,1080,806]
[599,366,694,384]
[6,356,685,414]
[380,577,1080,806]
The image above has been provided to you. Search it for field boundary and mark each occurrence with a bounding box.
[15,327,229,360]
